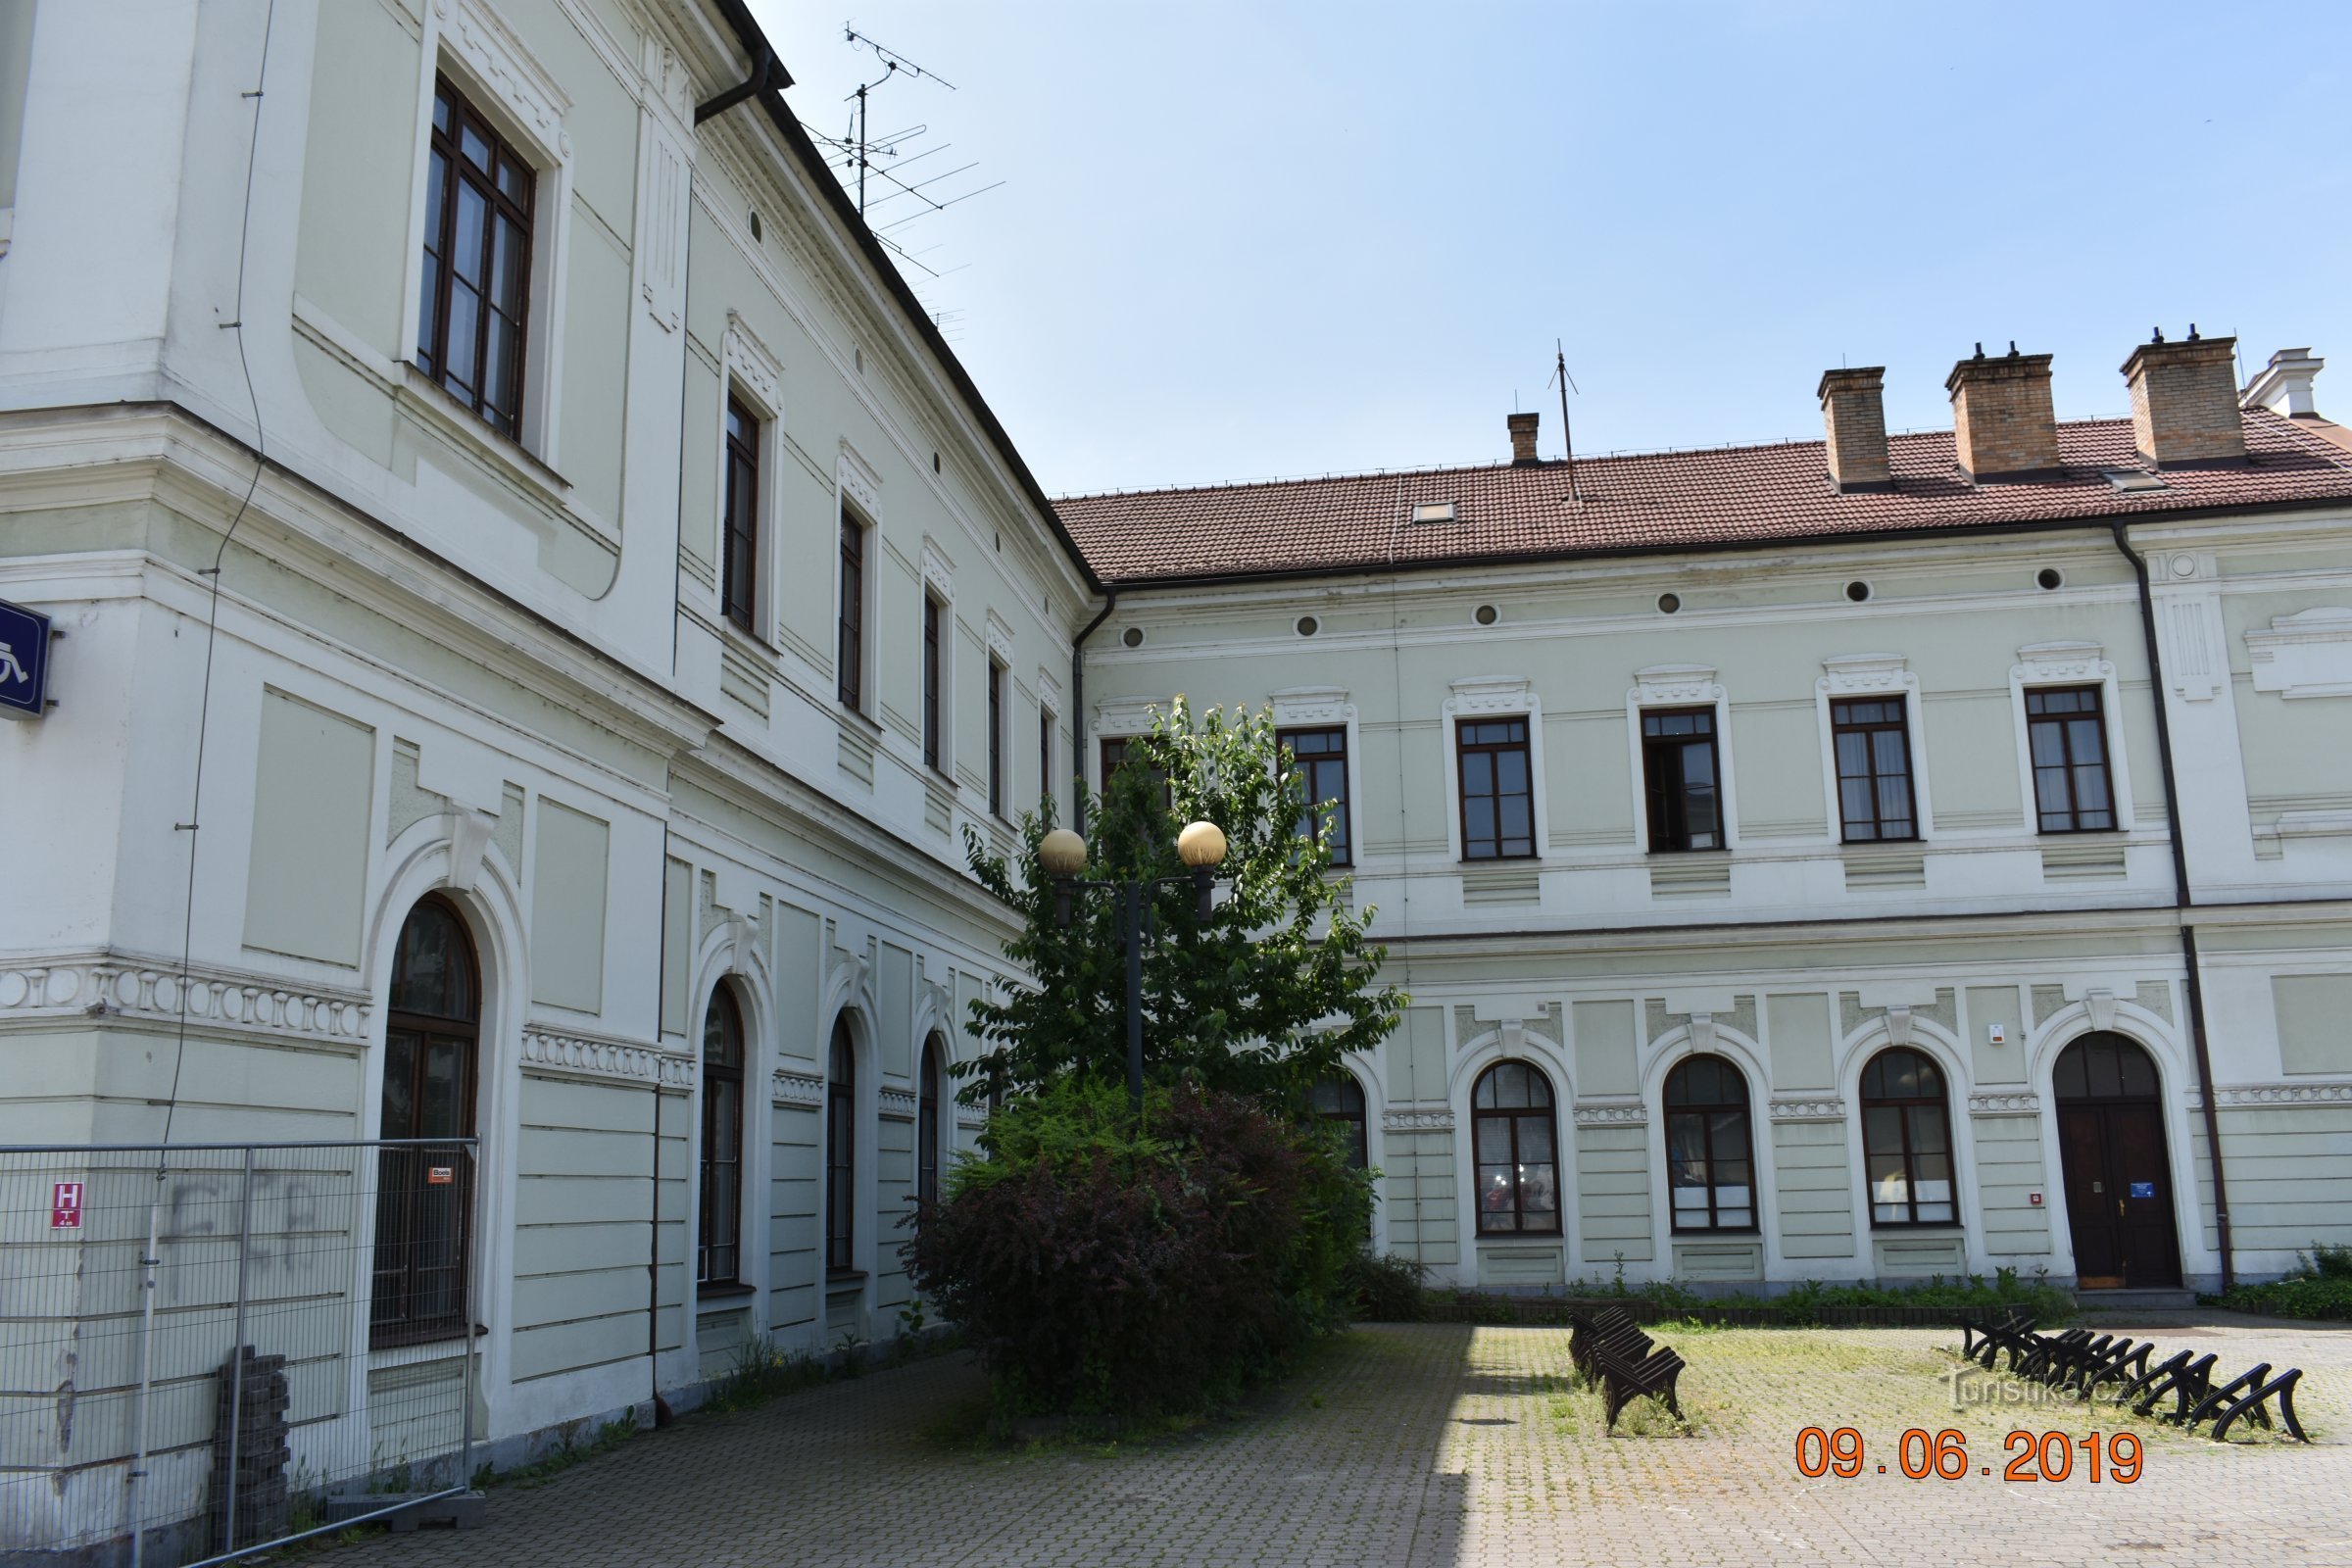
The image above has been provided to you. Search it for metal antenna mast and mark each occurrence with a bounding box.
[840,26,955,217]
[1547,339,1580,500]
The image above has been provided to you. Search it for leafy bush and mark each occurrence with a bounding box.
[904,1078,1368,1420]
[2302,1242,2352,1281]
[2216,1241,2352,1319]
[1347,1250,1429,1322]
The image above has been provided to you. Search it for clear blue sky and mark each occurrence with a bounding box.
[747,2,2352,497]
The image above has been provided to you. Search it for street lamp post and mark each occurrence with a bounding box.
[1037,820,1230,1119]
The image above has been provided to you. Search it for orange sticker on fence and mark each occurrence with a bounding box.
[427,1166,455,1186]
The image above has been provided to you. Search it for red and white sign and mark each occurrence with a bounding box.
[426,1166,455,1186]
[51,1182,82,1229]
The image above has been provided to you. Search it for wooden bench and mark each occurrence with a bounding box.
[1592,1339,1686,1431]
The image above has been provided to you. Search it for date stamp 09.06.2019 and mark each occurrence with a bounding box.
[1795,1426,2143,1484]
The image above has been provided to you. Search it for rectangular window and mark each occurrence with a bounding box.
[1642,707,1722,852]
[987,660,1005,817]
[418,76,535,439]
[921,595,943,770]
[1831,697,1916,842]
[2026,685,2114,832]
[1040,706,1055,810]
[837,510,864,710]
[1279,725,1351,866]
[721,396,760,635]
[1100,736,1169,808]
[1456,717,1534,860]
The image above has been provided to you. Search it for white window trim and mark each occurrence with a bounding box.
[918,539,957,773]
[984,616,1016,819]
[1815,654,1937,845]
[834,443,884,718]
[402,0,575,466]
[2008,641,2136,833]
[1624,665,1738,855]
[717,312,785,646]
[1036,667,1063,815]
[1443,676,1547,864]
[1270,687,1362,870]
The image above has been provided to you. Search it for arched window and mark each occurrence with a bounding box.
[698,988,745,1288]
[1471,1060,1560,1236]
[1861,1047,1956,1226]
[826,1017,857,1274]
[1309,1074,1368,1170]
[917,1035,945,1214]
[373,897,479,1346]
[1663,1054,1754,1232]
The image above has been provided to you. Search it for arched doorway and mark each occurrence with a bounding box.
[2053,1033,2181,1289]
[373,896,480,1345]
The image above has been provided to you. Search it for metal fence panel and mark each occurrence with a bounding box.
[0,1142,479,1567]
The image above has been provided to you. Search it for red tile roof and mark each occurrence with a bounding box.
[1054,410,2352,586]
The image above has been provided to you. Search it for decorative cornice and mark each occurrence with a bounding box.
[878,1087,918,1121]
[722,312,783,411]
[1448,674,1535,714]
[1382,1108,1454,1132]
[838,442,882,516]
[2245,607,2352,700]
[1968,1092,2041,1115]
[2014,640,2106,684]
[1768,1098,1845,1122]
[438,0,573,159]
[1270,685,1352,728]
[2210,1081,2352,1107]
[773,1069,825,1108]
[1571,1101,1647,1128]
[1631,664,1723,706]
[0,954,371,1046]
[1818,653,1909,696]
[520,1028,693,1089]
[956,1103,990,1131]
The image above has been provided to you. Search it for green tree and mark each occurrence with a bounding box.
[960,696,1402,1105]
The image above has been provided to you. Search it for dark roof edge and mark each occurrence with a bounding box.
[1084,493,2352,595]
[702,0,1102,595]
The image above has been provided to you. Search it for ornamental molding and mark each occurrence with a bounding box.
[1036,668,1063,713]
[1818,653,1909,696]
[838,442,882,517]
[956,1103,990,1131]
[918,536,956,604]
[1631,664,1723,707]
[1383,1108,1454,1132]
[436,0,573,159]
[2210,1081,2352,1107]
[1968,1092,2041,1115]
[520,1027,693,1090]
[1448,674,1535,714]
[1768,1098,1845,1123]
[2014,640,2106,684]
[1270,685,1352,728]
[878,1087,918,1122]
[0,954,372,1046]
[1091,695,1168,737]
[444,806,498,894]
[722,312,784,412]
[1571,1101,1647,1128]
[2245,607,2352,700]
[772,1069,825,1108]
[986,612,1017,669]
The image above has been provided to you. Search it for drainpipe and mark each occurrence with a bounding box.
[2109,520,2234,1291]
[647,824,674,1424]
[1069,590,1117,832]
[693,43,785,126]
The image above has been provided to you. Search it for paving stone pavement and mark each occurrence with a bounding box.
[324,1313,2352,1567]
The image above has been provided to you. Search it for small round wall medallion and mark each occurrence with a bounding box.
[1473,604,1499,626]
[1845,580,1872,603]
[1657,593,1681,614]
[1121,626,1145,648]
[1297,615,1319,637]
[2036,567,2064,591]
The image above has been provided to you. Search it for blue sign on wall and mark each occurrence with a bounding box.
[0,597,52,720]
[2129,1181,2156,1200]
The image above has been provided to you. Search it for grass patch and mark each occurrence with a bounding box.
[485,1417,638,1491]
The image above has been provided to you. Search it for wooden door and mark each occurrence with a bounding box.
[2054,1032,2182,1290]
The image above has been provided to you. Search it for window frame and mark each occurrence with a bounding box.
[2024,683,2117,835]
[1278,724,1353,868]
[697,987,747,1291]
[1454,715,1538,861]
[371,896,481,1350]
[1309,1073,1369,1170]
[1661,1054,1758,1235]
[916,1036,944,1216]
[1469,1059,1563,1238]
[719,395,761,637]
[921,593,945,772]
[1859,1046,1960,1230]
[987,658,1005,819]
[1829,695,1919,843]
[1640,705,1726,854]
[1040,703,1056,812]
[837,507,867,713]
[825,1018,858,1275]
[416,74,538,442]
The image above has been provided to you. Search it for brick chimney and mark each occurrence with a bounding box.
[1946,344,2059,481]
[2239,347,2324,418]
[1817,367,1891,493]
[2121,328,2245,467]
[1506,411,1540,466]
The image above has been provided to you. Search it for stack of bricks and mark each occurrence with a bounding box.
[2123,332,2247,467]
[1946,346,2060,480]
[211,1346,292,1552]
[1817,367,1891,492]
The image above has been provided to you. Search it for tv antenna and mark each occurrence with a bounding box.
[1546,339,1580,500]
[793,27,1003,282]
